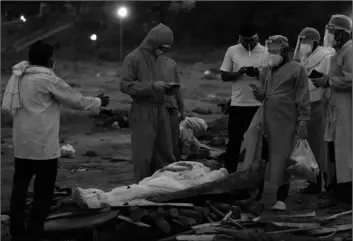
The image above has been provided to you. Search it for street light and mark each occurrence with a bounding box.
[117,6,129,61]
[90,34,97,41]
[117,7,128,18]
[20,15,27,22]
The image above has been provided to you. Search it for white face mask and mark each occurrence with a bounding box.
[268,54,283,66]
[300,44,312,56]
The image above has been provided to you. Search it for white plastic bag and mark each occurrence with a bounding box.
[287,139,319,183]
[60,144,76,158]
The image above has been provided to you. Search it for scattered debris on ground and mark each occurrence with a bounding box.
[92,108,129,129]
[60,144,76,158]
[2,166,351,241]
[202,69,221,80]
[83,150,98,157]
[217,99,231,115]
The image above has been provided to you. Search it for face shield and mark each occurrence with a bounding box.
[263,40,283,67]
[323,24,336,48]
[293,36,315,63]
[293,36,305,62]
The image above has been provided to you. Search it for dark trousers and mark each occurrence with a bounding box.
[327,141,352,203]
[10,158,58,241]
[225,106,259,173]
[257,137,290,202]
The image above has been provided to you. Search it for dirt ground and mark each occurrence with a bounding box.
[1,57,352,239]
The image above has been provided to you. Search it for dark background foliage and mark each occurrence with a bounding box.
[1,1,352,61]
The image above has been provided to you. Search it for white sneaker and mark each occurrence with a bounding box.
[272,201,287,211]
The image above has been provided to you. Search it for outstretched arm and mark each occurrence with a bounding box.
[46,77,101,111]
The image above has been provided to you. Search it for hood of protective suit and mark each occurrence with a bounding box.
[139,23,174,54]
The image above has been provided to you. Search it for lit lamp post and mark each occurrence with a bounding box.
[90,34,98,62]
[90,34,97,43]
[20,15,27,22]
[117,6,129,61]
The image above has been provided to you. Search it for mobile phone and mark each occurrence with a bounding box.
[170,83,181,88]
[308,70,324,79]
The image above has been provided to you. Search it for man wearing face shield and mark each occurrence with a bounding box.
[120,23,176,182]
[293,27,335,194]
[220,23,268,174]
[311,14,352,205]
[251,35,310,211]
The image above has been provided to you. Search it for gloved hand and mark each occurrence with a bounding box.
[311,76,329,88]
[97,93,110,107]
[297,121,308,139]
[245,67,260,77]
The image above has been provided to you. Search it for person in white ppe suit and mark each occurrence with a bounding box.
[293,27,335,194]
[312,14,352,205]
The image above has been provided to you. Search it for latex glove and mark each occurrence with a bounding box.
[97,93,110,107]
[252,88,265,102]
[297,121,308,139]
[311,75,329,88]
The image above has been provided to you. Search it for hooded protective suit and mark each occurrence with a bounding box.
[120,24,176,182]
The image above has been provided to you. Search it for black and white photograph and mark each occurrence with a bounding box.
[1,1,352,241]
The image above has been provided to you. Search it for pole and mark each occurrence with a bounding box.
[120,18,123,61]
